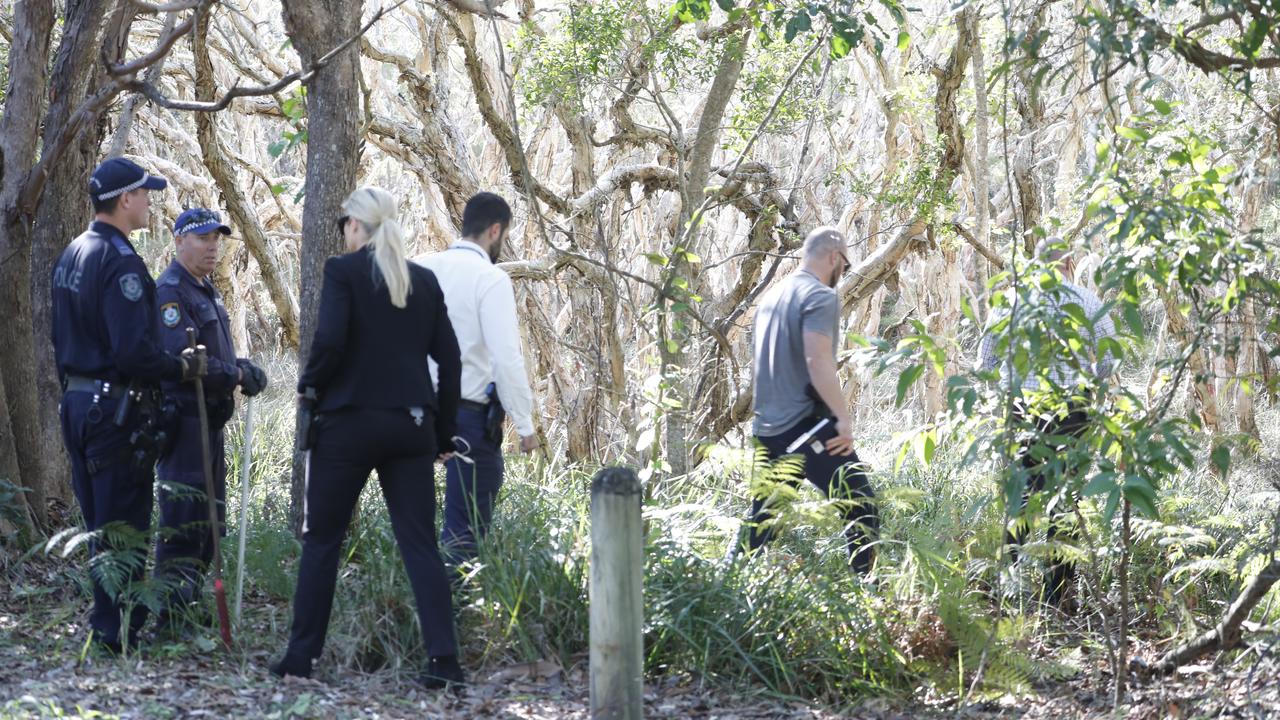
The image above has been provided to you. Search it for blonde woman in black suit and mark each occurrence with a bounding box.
[271,186,465,689]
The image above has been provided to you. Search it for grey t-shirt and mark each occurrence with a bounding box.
[752,269,840,437]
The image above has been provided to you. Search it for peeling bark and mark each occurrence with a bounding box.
[282,0,365,534]
[192,8,300,349]
[0,0,55,530]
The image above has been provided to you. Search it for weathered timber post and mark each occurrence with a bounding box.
[589,466,644,720]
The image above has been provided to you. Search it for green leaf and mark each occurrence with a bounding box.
[267,140,288,158]
[1151,98,1172,115]
[644,252,669,267]
[1210,444,1231,477]
[1241,19,1267,58]
[1116,126,1151,142]
[1101,487,1121,525]
[1123,305,1145,340]
[715,0,734,10]
[919,430,937,466]
[671,0,712,22]
[893,437,910,474]
[896,30,910,51]
[895,364,925,406]
[1124,483,1158,519]
[784,10,811,42]
[270,183,287,196]
[1082,472,1116,497]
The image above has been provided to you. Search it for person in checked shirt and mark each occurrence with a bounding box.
[976,237,1118,606]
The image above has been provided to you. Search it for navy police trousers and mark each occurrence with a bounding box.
[60,390,153,648]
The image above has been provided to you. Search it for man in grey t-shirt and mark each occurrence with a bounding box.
[744,226,878,576]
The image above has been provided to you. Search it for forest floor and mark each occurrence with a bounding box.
[2,556,1277,720]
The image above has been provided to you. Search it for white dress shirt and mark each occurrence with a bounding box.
[415,240,536,436]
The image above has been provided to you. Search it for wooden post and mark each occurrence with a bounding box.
[590,467,644,720]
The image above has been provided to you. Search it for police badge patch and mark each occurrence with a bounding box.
[161,302,181,328]
[119,273,143,302]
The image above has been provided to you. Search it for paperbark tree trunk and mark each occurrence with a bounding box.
[1157,289,1220,434]
[282,0,365,534]
[0,0,103,531]
[967,5,993,290]
[1012,4,1048,252]
[663,31,748,476]
[192,8,300,350]
[0,0,56,531]
[29,4,129,515]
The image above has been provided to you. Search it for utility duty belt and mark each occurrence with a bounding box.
[64,375,126,399]
[66,376,178,475]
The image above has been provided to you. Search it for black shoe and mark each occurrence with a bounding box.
[1042,565,1078,611]
[420,655,466,693]
[150,611,197,643]
[269,653,312,679]
[90,635,124,656]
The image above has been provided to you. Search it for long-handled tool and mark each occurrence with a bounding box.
[187,328,233,648]
[234,394,254,626]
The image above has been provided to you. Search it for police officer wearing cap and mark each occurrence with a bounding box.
[152,208,267,633]
[271,186,465,689]
[51,157,207,653]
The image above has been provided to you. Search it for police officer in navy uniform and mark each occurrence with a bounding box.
[152,208,267,633]
[270,186,465,690]
[51,158,207,653]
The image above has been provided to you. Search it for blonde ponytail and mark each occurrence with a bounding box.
[371,217,411,308]
[342,186,412,308]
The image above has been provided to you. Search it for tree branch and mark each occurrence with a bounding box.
[568,163,680,216]
[840,221,930,308]
[106,2,203,77]
[1156,557,1280,672]
[954,221,1007,269]
[127,0,205,14]
[120,0,407,112]
[439,6,570,215]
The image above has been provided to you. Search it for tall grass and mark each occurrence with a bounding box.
[25,350,1278,702]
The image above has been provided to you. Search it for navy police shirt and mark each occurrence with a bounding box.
[155,260,239,405]
[51,221,183,385]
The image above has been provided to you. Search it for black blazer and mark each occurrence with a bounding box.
[299,246,461,446]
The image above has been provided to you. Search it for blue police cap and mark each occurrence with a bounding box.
[174,208,232,236]
[89,157,168,202]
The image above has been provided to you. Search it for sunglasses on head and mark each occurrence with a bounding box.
[336,215,350,233]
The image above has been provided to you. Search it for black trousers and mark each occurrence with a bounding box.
[286,407,456,660]
[154,414,227,610]
[1006,404,1091,599]
[60,391,153,647]
[746,417,879,575]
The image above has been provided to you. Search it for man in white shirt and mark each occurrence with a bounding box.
[416,192,539,569]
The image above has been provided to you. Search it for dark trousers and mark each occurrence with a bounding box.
[286,407,456,660]
[60,391,153,647]
[154,414,226,611]
[440,407,504,567]
[1006,404,1091,600]
[745,418,879,575]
